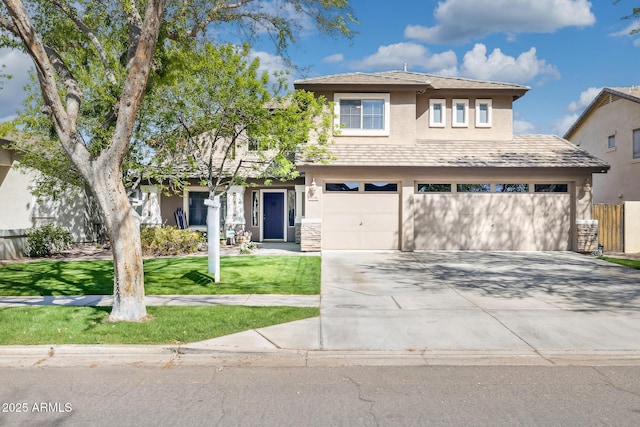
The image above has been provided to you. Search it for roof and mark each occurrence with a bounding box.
[564,87,640,138]
[294,70,529,97]
[297,135,609,170]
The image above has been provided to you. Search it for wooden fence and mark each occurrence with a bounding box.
[592,204,624,252]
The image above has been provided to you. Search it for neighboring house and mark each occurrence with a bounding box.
[0,137,100,259]
[147,70,609,252]
[564,86,640,252]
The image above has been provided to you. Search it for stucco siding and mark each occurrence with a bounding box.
[569,97,640,203]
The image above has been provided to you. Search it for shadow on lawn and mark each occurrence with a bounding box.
[0,260,114,296]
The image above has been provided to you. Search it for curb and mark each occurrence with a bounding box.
[3,345,640,368]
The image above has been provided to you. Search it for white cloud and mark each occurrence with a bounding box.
[0,48,33,122]
[350,42,457,73]
[457,44,559,83]
[513,119,535,134]
[323,53,344,63]
[610,20,640,47]
[567,87,601,112]
[405,0,595,44]
[555,113,580,136]
[249,49,295,91]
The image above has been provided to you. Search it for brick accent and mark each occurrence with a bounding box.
[301,219,321,252]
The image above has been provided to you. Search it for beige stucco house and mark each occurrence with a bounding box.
[142,70,609,252]
[564,87,640,203]
[0,138,99,259]
[564,86,640,252]
[294,71,608,251]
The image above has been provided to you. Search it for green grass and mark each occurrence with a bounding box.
[0,306,319,345]
[0,255,320,296]
[599,257,640,270]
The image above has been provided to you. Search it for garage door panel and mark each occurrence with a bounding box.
[323,193,399,250]
[414,193,571,251]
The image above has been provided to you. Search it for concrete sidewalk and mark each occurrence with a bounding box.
[3,250,640,367]
[0,294,319,308]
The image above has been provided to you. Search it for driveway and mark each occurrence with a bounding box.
[320,251,640,352]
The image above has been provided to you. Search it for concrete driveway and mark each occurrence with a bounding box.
[320,251,640,353]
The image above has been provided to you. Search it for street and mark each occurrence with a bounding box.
[1,365,639,426]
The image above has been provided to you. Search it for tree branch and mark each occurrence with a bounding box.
[188,0,252,38]
[119,0,144,66]
[48,0,117,84]
[2,0,90,173]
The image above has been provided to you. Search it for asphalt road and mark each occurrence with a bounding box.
[1,365,639,426]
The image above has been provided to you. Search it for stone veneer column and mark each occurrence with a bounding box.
[140,185,162,226]
[301,218,322,251]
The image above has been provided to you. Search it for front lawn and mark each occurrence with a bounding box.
[0,306,319,345]
[599,256,640,270]
[0,255,320,296]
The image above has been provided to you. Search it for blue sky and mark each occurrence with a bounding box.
[1,0,638,136]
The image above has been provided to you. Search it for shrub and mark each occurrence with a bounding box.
[26,224,74,257]
[140,226,204,257]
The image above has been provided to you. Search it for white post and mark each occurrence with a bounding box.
[204,195,221,282]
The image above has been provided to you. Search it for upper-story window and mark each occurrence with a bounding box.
[429,99,446,128]
[633,129,640,159]
[452,99,469,127]
[475,99,492,128]
[607,135,616,150]
[334,93,390,136]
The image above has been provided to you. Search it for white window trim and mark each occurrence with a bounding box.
[183,186,208,231]
[452,99,469,128]
[429,99,446,128]
[475,99,492,128]
[334,93,390,136]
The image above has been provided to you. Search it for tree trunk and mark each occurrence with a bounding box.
[90,167,147,322]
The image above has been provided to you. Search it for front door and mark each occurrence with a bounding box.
[263,192,285,240]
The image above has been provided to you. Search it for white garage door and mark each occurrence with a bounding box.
[414,183,572,251]
[323,182,399,250]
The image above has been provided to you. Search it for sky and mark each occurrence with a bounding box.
[1,0,639,136]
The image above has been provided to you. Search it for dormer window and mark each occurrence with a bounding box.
[334,93,390,136]
[452,99,469,127]
[429,99,446,128]
[475,99,492,128]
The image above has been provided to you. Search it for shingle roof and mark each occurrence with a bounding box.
[298,135,609,170]
[295,71,529,93]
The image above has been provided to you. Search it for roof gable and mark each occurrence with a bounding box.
[564,87,640,139]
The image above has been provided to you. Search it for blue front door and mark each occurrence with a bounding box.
[263,192,284,240]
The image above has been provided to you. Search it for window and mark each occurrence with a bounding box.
[429,99,446,127]
[188,192,208,226]
[495,184,529,193]
[452,99,469,127]
[534,184,568,193]
[325,182,359,192]
[364,182,397,192]
[608,135,616,150]
[475,99,492,127]
[334,93,390,136]
[417,184,451,193]
[457,184,490,193]
[634,129,640,159]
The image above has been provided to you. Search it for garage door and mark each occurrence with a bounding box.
[323,182,399,250]
[414,183,572,251]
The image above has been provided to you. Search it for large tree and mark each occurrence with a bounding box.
[0,0,355,322]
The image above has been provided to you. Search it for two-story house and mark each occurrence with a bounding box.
[564,87,640,203]
[294,71,609,252]
[564,86,640,253]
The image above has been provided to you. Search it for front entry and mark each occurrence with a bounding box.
[263,192,285,240]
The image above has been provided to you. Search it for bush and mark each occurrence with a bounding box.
[140,226,204,257]
[26,224,74,257]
